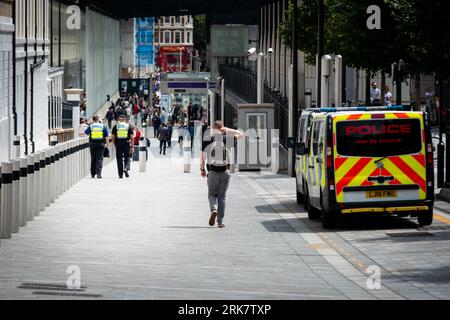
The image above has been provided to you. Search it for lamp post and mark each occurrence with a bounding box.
[248,48,273,104]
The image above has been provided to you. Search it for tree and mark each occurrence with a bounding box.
[279,0,450,108]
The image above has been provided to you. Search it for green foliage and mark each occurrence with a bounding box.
[193,15,208,50]
[279,0,449,77]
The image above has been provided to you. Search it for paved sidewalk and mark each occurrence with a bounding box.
[0,139,449,300]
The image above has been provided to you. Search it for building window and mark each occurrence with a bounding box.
[164,32,170,44]
[175,16,181,24]
[186,32,190,44]
[165,16,170,24]
[175,32,181,44]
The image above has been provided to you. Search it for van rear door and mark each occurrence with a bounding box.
[333,113,426,204]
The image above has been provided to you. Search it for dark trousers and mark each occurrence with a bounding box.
[90,142,105,177]
[154,125,160,137]
[116,142,131,177]
[168,134,172,148]
[159,140,167,155]
[107,120,112,129]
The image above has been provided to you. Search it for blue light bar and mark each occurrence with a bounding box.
[306,105,405,112]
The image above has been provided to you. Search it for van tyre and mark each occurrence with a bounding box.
[306,187,321,220]
[296,182,304,205]
[321,196,337,229]
[322,211,337,229]
[418,208,433,226]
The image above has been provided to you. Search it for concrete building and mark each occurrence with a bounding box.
[154,15,194,72]
[120,19,135,78]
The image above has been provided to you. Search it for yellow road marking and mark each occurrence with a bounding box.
[434,214,450,226]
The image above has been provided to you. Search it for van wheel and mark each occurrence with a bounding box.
[306,188,321,220]
[296,180,303,205]
[418,208,433,226]
[322,211,337,229]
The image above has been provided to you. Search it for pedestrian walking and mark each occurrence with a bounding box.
[158,123,170,155]
[111,115,135,179]
[152,113,162,137]
[77,119,89,138]
[85,116,109,179]
[167,121,173,148]
[370,82,382,106]
[106,108,114,129]
[200,121,243,228]
[384,85,393,107]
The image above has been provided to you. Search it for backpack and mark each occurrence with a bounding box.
[207,134,231,168]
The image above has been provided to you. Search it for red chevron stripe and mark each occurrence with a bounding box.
[336,158,372,196]
[412,154,426,167]
[347,114,364,121]
[389,157,426,192]
[334,157,348,171]
[394,113,410,119]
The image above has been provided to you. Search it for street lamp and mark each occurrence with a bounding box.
[247,47,274,104]
[205,77,212,127]
[217,76,225,122]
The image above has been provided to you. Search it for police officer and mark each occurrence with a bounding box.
[85,116,109,179]
[111,115,134,179]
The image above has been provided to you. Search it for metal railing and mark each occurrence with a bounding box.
[219,63,289,149]
[219,64,257,103]
[264,84,289,149]
[62,102,73,129]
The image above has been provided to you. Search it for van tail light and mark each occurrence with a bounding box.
[427,144,433,166]
[326,146,333,168]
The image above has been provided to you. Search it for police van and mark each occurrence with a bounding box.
[295,106,435,229]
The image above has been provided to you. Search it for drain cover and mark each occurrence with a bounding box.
[386,231,433,237]
[18,283,102,298]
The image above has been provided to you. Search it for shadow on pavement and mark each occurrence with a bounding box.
[382,265,450,284]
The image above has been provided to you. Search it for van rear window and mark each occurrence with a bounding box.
[336,119,422,157]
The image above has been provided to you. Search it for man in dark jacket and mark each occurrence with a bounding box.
[158,123,170,155]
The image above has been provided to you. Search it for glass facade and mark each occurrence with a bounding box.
[135,17,155,68]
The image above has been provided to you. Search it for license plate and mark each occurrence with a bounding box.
[366,191,398,199]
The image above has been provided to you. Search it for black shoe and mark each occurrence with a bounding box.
[97,175,102,179]
[209,210,217,226]
[119,176,123,179]
[124,171,129,178]
[91,175,95,178]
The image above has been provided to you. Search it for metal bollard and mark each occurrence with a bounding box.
[33,154,41,217]
[50,135,58,146]
[44,149,51,207]
[26,156,35,222]
[183,140,192,173]
[11,160,20,233]
[54,144,61,199]
[139,138,147,173]
[39,151,46,212]
[49,147,56,204]
[19,157,28,228]
[142,123,148,139]
[13,136,21,160]
[1,162,13,239]
[271,137,280,174]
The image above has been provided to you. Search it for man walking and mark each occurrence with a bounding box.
[85,116,109,179]
[158,123,170,155]
[111,115,134,179]
[200,121,243,228]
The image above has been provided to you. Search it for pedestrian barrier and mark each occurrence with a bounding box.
[184,140,192,173]
[0,137,92,243]
[139,138,147,173]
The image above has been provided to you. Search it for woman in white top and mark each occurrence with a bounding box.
[384,85,393,106]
